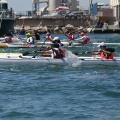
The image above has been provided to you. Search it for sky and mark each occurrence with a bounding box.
[6,0,109,12]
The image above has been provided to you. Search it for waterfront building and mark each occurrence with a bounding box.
[32,0,79,15]
[110,0,120,19]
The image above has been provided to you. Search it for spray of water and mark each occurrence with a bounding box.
[65,50,81,66]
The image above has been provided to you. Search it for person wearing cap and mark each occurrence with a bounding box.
[35,37,65,59]
[85,42,114,60]
[45,32,52,41]
[75,31,90,44]
[26,33,34,44]
[51,37,65,58]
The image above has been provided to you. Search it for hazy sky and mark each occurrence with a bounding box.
[6,0,109,12]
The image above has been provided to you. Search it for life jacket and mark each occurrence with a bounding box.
[46,35,52,41]
[68,34,74,40]
[52,44,66,59]
[9,36,12,43]
[5,36,12,43]
[27,37,34,44]
[82,36,90,44]
[98,51,114,60]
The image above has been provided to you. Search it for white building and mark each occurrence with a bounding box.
[48,0,79,13]
[110,0,120,19]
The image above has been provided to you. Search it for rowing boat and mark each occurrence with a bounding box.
[0,53,120,66]
[0,42,120,48]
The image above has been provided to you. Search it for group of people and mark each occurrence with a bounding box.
[0,30,115,60]
[65,31,91,45]
[34,31,115,60]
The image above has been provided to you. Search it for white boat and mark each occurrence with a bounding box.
[0,41,120,48]
[0,53,120,66]
[32,41,120,47]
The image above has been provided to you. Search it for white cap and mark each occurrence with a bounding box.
[97,42,106,47]
[53,37,59,41]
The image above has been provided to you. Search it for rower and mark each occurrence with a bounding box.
[65,31,74,45]
[0,33,12,43]
[85,42,115,60]
[75,31,90,44]
[35,38,66,59]
[34,30,40,40]
[66,31,74,40]
[26,33,34,44]
[45,32,53,41]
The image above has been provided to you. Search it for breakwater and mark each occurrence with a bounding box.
[15,17,91,34]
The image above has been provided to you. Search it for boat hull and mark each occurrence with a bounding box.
[0,55,119,66]
[0,41,120,48]
[0,18,15,36]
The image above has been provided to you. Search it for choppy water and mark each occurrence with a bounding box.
[0,33,120,120]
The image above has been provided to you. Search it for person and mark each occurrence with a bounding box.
[35,37,66,59]
[85,42,115,60]
[0,33,12,43]
[65,31,74,45]
[66,31,74,41]
[75,31,90,44]
[26,33,34,44]
[52,37,66,58]
[45,32,52,41]
[34,30,40,40]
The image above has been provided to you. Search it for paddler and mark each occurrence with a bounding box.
[75,31,90,44]
[45,32,53,41]
[65,31,74,45]
[35,37,66,59]
[26,33,34,44]
[0,33,12,43]
[85,42,115,60]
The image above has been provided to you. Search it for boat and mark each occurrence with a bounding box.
[0,41,120,48]
[0,53,120,66]
[0,0,15,36]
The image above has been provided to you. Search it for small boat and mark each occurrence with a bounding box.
[36,41,120,46]
[0,41,120,48]
[0,53,120,66]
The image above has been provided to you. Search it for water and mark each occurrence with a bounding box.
[0,34,120,120]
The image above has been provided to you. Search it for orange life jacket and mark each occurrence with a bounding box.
[98,52,114,60]
[82,36,90,44]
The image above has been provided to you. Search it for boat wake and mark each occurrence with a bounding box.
[65,50,81,67]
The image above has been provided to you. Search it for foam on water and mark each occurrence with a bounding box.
[65,50,81,67]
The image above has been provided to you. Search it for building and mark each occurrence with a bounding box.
[110,0,120,19]
[32,0,79,15]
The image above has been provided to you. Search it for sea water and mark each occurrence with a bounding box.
[0,33,120,120]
